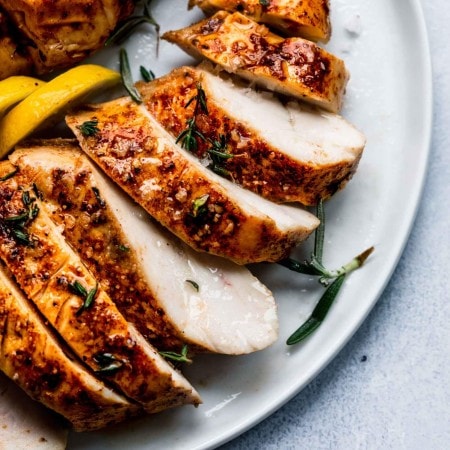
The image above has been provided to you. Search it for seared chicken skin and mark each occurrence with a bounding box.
[0,0,134,76]
[189,0,331,42]
[0,170,201,413]
[67,98,319,265]
[0,264,139,431]
[163,11,348,112]
[137,66,365,205]
[10,140,278,355]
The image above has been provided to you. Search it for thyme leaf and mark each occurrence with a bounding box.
[70,281,98,315]
[119,48,142,103]
[191,194,209,218]
[159,345,192,364]
[79,120,99,137]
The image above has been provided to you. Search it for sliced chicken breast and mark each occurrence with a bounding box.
[0,171,201,413]
[163,11,347,112]
[10,140,279,355]
[0,264,139,432]
[66,98,319,265]
[136,65,365,205]
[189,0,331,42]
[0,0,134,74]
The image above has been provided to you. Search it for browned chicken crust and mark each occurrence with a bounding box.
[163,11,348,112]
[137,66,364,205]
[0,170,201,413]
[11,139,193,352]
[66,98,319,265]
[189,0,331,42]
[0,0,135,77]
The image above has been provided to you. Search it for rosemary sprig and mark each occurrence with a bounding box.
[119,48,142,103]
[281,200,374,345]
[159,345,192,364]
[93,352,124,375]
[176,83,208,152]
[0,169,17,182]
[105,0,160,49]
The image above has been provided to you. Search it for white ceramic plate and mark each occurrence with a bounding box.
[68,0,432,448]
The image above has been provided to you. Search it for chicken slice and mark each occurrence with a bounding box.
[163,11,347,112]
[0,7,32,79]
[136,65,365,205]
[66,98,319,265]
[10,140,279,355]
[0,0,134,74]
[189,0,331,42]
[0,171,201,413]
[0,262,139,431]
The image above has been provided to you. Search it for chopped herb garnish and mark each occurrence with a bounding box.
[280,200,374,345]
[176,83,208,152]
[191,194,209,218]
[259,0,270,6]
[106,0,160,52]
[0,169,17,182]
[185,279,199,292]
[140,66,155,82]
[159,345,192,364]
[206,134,233,178]
[93,353,124,375]
[79,120,99,137]
[69,281,98,315]
[92,186,105,207]
[118,244,130,252]
[119,48,142,103]
[0,188,39,247]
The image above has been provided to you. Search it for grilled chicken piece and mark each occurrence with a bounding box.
[0,261,139,431]
[66,99,319,265]
[189,0,331,42]
[0,0,134,75]
[0,171,201,413]
[137,66,365,205]
[10,140,279,355]
[163,11,348,112]
[0,7,32,79]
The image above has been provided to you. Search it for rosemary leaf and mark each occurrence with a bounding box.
[69,280,88,298]
[314,199,325,263]
[83,283,98,310]
[159,345,192,364]
[79,120,99,137]
[287,274,346,345]
[140,66,155,82]
[0,169,17,182]
[93,353,124,375]
[185,279,199,291]
[119,48,142,103]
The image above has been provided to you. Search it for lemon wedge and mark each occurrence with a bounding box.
[0,65,121,158]
[0,76,46,118]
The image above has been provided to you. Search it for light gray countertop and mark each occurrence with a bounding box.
[221,2,450,449]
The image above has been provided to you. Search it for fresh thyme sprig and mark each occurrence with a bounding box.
[159,344,192,364]
[105,0,160,51]
[119,48,142,103]
[280,200,374,345]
